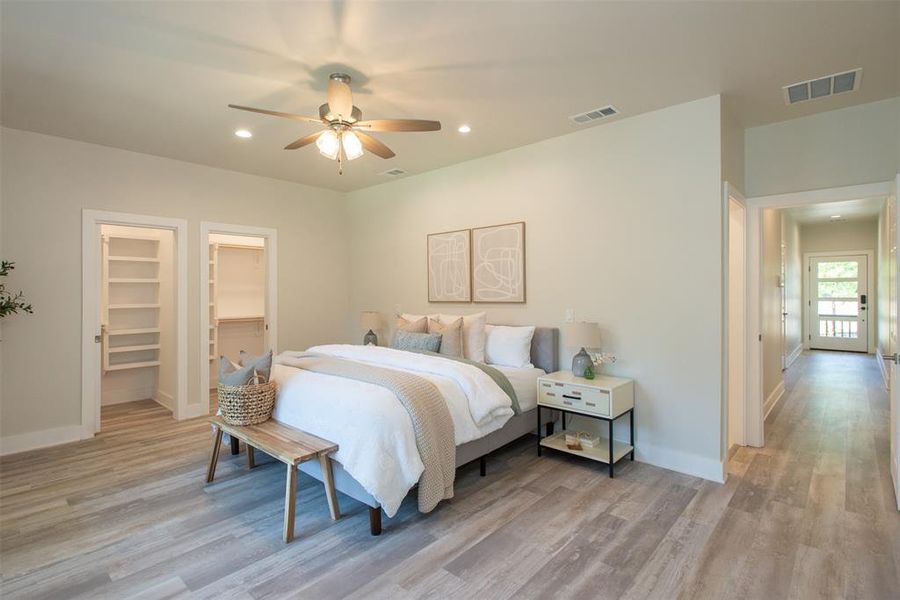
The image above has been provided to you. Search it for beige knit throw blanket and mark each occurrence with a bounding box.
[277,353,456,513]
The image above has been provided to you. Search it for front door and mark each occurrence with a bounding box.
[809,254,869,352]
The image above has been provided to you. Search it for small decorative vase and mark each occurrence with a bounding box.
[571,347,593,377]
[583,364,595,380]
[363,329,378,346]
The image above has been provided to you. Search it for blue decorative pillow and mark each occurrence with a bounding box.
[392,330,442,352]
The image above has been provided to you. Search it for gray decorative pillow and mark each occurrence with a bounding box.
[218,357,256,386]
[239,349,273,382]
[392,330,442,353]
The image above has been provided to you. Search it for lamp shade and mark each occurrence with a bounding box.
[360,311,382,331]
[564,321,600,349]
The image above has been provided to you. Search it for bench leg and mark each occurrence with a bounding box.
[283,463,297,543]
[206,427,224,483]
[230,435,240,455]
[319,454,341,521]
[247,445,256,469]
[369,506,382,536]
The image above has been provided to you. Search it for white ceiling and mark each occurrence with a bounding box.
[787,197,885,225]
[2,1,898,192]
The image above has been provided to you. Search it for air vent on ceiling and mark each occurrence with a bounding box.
[569,105,618,125]
[783,68,862,105]
[380,168,406,177]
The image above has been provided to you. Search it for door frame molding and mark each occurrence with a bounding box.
[723,183,749,466]
[744,180,893,447]
[199,222,277,419]
[81,210,189,433]
[802,250,875,353]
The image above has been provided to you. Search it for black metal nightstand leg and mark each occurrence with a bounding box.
[536,405,542,456]
[608,418,614,478]
[629,409,635,461]
[561,412,566,431]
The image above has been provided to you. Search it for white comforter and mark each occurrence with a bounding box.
[270,345,515,517]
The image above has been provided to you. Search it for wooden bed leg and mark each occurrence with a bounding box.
[230,435,240,455]
[479,456,487,477]
[369,506,382,536]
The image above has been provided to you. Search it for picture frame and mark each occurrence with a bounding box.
[426,228,471,303]
[471,221,526,303]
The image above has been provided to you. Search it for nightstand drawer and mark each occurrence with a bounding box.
[539,381,610,416]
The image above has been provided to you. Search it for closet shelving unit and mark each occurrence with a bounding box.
[102,234,162,374]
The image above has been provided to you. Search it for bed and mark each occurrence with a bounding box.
[270,326,558,535]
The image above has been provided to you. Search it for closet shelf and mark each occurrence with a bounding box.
[107,235,160,243]
[107,328,160,336]
[108,344,161,353]
[109,278,160,284]
[106,360,161,371]
[108,303,160,309]
[218,314,264,321]
[108,256,160,263]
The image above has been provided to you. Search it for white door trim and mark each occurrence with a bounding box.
[199,222,277,419]
[723,183,750,466]
[744,180,893,448]
[802,250,875,353]
[82,210,188,433]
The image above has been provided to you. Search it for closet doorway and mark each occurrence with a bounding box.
[200,223,277,416]
[82,211,188,434]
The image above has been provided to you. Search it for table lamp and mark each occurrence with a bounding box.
[360,311,382,346]
[564,321,600,377]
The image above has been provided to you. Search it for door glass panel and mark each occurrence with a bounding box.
[818,300,859,316]
[818,280,858,298]
[817,261,858,278]
[819,319,858,338]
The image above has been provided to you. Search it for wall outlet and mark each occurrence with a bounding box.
[565,308,575,323]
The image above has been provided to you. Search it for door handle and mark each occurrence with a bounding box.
[94,334,102,343]
[882,353,898,364]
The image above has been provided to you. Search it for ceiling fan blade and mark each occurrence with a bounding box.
[327,79,353,119]
[355,132,395,159]
[284,130,324,150]
[355,119,441,132]
[228,104,322,123]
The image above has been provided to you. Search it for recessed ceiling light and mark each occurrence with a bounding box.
[830,215,842,219]
[457,124,471,134]
[234,129,252,138]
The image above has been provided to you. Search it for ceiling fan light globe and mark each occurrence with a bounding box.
[342,131,364,160]
[316,129,340,160]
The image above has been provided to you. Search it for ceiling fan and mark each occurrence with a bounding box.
[229,73,441,174]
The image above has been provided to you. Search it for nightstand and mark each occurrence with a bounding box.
[536,371,635,477]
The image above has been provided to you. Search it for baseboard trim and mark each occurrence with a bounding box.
[763,381,786,420]
[154,390,175,411]
[635,440,725,484]
[102,386,156,406]
[0,424,93,456]
[786,344,803,369]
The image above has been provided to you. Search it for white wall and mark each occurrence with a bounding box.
[762,209,783,407]
[0,127,350,445]
[782,212,802,364]
[745,97,900,197]
[800,219,878,254]
[345,95,726,481]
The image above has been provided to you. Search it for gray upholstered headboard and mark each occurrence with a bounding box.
[530,327,559,373]
[489,325,557,373]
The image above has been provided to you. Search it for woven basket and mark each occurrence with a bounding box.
[217,378,276,426]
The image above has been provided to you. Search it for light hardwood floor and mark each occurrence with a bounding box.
[1,351,898,599]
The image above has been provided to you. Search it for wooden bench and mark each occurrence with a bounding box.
[206,416,341,542]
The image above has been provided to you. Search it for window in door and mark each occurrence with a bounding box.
[809,255,868,352]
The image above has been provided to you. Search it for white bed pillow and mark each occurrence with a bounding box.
[483,324,535,368]
[436,312,486,362]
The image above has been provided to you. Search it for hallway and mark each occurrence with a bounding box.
[684,350,900,599]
